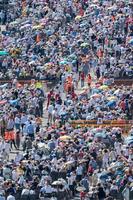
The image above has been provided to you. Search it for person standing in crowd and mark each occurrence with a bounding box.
[26,122,35,140]
[7,193,16,200]
[80,71,85,88]
[87,73,92,87]
[97,183,106,200]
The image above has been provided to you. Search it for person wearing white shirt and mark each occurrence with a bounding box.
[14,115,21,130]
[18,175,25,186]
[67,173,76,196]
[12,169,19,181]
[4,142,10,154]
[15,154,23,167]
[114,141,121,155]
[40,184,53,198]
[7,194,16,200]
[76,165,83,182]
[48,104,54,124]
[21,114,28,131]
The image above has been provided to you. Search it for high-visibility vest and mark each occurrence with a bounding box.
[4,131,15,141]
[36,34,41,43]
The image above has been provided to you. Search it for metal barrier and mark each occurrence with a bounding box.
[114,79,133,85]
[70,120,133,134]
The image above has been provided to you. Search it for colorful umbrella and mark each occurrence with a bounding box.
[99,171,110,179]
[92,88,100,94]
[99,85,109,90]
[59,135,71,141]
[46,30,52,36]
[52,181,63,186]
[44,62,54,67]
[32,25,43,30]
[95,132,106,138]
[21,20,31,25]
[76,186,86,192]
[125,136,133,144]
[0,83,8,88]
[109,162,124,170]
[69,54,77,60]
[65,161,75,166]
[9,99,18,106]
[114,89,120,95]
[16,83,22,88]
[35,82,43,89]
[107,96,117,101]
[72,60,77,64]
[107,100,116,107]
[128,38,133,45]
[0,100,7,105]
[75,15,82,20]
[10,21,19,25]
[20,24,31,30]
[80,43,89,47]
[0,51,8,56]
[59,60,69,65]
[91,94,101,99]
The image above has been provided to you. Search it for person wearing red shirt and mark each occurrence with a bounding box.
[47,90,54,109]
[80,191,86,200]
[87,73,92,87]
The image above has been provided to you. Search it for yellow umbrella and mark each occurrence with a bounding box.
[35,81,43,89]
[99,85,109,90]
[75,15,82,20]
[32,25,43,30]
[59,135,72,141]
[107,96,117,101]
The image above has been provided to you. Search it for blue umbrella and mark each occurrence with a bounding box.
[99,171,110,180]
[69,54,77,59]
[59,60,69,65]
[9,99,18,106]
[92,88,100,94]
[110,162,124,169]
[46,30,53,36]
[125,136,133,145]
[95,132,106,138]
[72,60,77,64]
[107,100,116,107]
[126,136,133,141]
[0,83,8,88]
[125,140,133,145]
[128,38,133,45]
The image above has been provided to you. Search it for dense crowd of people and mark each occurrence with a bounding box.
[0,0,133,200]
[0,0,133,81]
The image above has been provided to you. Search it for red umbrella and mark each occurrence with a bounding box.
[17,83,22,88]
[0,100,7,105]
